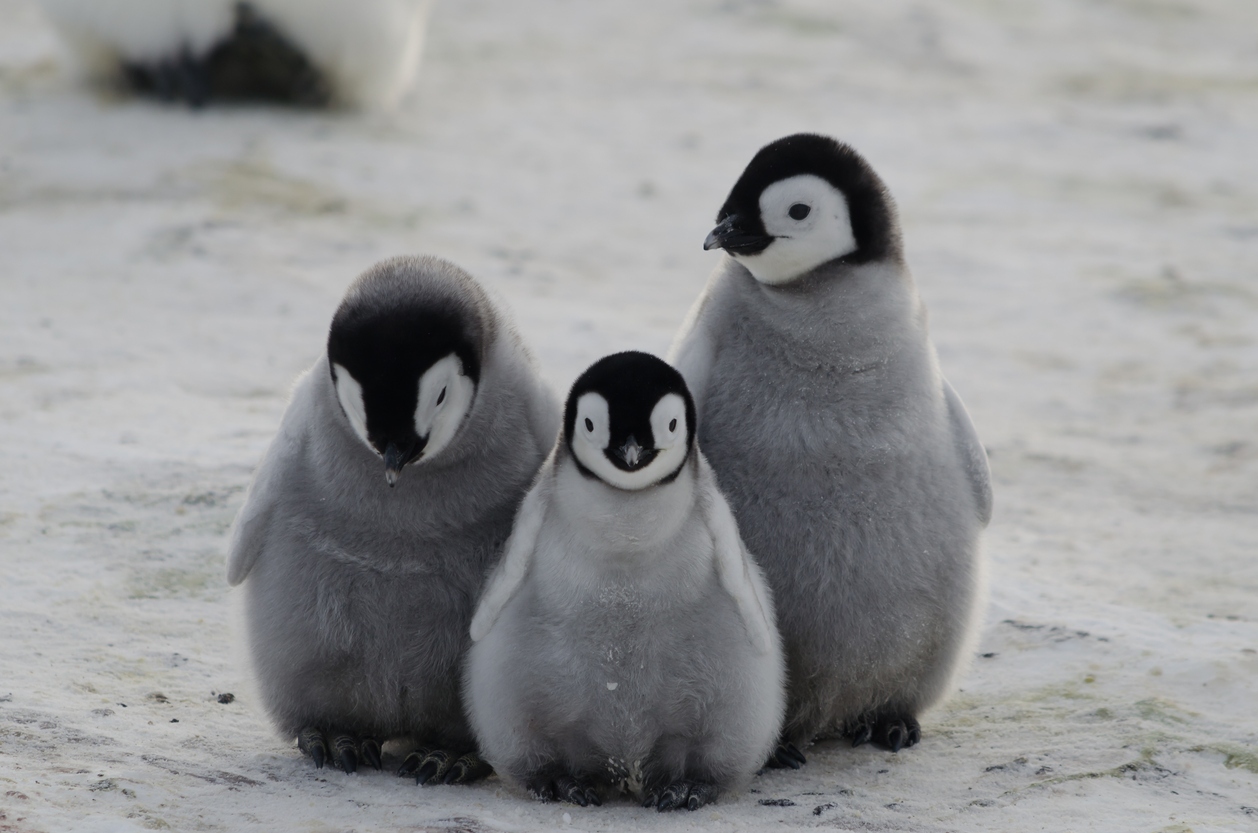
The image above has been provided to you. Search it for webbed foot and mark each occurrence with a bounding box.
[848,713,921,753]
[397,747,492,785]
[524,772,601,806]
[644,779,718,812]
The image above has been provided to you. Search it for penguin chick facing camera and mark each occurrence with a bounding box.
[227,255,559,783]
[36,0,434,108]
[670,134,992,763]
[465,351,785,812]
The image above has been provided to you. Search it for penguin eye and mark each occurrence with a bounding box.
[437,387,446,405]
[669,418,677,432]
[585,417,594,432]
[789,203,811,221]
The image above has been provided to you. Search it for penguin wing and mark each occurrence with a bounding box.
[943,379,993,527]
[698,454,776,655]
[666,293,719,417]
[469,469,551,642]
[526,379,562,459]
[225,372,319,586]
[225,420,305,586]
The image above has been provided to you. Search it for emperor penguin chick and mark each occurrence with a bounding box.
[670,134,992,762]
[466,351,785,811]
[227,255,559,782]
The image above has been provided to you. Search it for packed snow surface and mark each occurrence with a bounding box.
[1,0,1256,830]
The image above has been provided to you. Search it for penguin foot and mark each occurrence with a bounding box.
[298,727,328,769]
[360,737,383,771]
[525,773,600,806]
[848,714,921,753]
[397,747,492,785]
[644,780,718,812]
[297,728,381,772]
[764,742,807,769]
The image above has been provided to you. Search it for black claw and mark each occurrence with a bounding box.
[416,749,453,785]
[442,752,493,785]
[397,753,420,777]
[332,734,358,773]
[642,791,659,808]
[555,775,590,806]
[765,740,806,769]
[851,713,922,752]
[686,782,718,811]
[360,737,382,771]
[298,727,328,769]
[906,718,922,747]
[656,781,690,812]
[527,777,558,803]
[885,723,905,753]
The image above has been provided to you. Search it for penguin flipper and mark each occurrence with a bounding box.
[697,455,775,655]
[469,469,551,642]
[943,378,992,527]
[225,392,310,586]
[667,297,719,417]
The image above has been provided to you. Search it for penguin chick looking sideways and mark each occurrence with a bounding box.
[670,134,992,763]
[465,352,785,811]
[227,255,558,783]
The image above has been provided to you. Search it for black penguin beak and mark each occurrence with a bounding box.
[383,443,406,487]
[610,435,658,472]
[383,437,428,487]
[704,214,774,255]
[620,436,643,468]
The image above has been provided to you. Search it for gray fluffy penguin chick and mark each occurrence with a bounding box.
[465,351,785,812]
[226,255,559,782]
[669,134,992,764]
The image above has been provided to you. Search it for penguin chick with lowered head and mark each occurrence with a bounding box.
[227,255,559,783]
[670,134,992,762]
[466,351,785,811]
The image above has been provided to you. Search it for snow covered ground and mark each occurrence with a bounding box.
[1,0,1256,830]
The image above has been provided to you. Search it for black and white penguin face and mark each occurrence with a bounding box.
[328,305,479,486]
[703,133,899,285]
[564,352,696,491]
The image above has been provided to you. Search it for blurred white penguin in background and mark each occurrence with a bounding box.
[34,0,434,108]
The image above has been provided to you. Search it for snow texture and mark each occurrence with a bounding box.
[1,0,1256,830]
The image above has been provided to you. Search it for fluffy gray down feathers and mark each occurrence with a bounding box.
[668,254,991,746]
[465,444,786,799]
[226,255,559,746]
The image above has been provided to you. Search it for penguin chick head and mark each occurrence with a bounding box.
[565,351,695,492]
[327,262,483,487]
[703,133,901,285]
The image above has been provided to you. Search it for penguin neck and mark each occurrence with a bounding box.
[550,450,703,579]
[719,257,929,379]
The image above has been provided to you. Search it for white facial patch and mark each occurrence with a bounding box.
[735,174,857,285]
[414,353,476,463]
[571,392,689,491]
[332,362,375,453]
